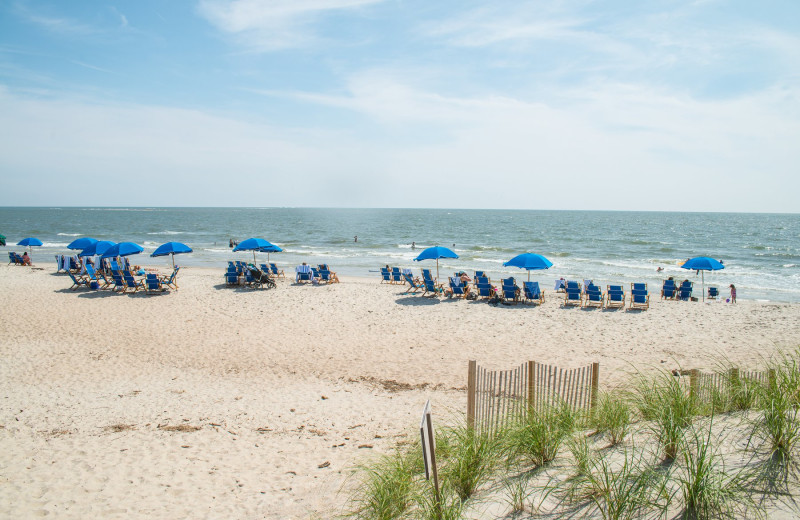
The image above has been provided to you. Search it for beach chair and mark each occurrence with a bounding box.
[160,267,180,290]
[225,268,239,286]
[401,272,423,293]
[632,282,647,292]
[268,263,285,279]
[14,253,25,265]
[475,271,486,280]
[501,277,520,304]
[630,287,650,310]
[678,281,693,301]
[391,267,403,284]
[68,271,90,290]
[583,285,604,308]
[662,279,677,300]
[110,271,126,292]
[564,285,582,307]
[122,271,144,293]
[606,285,626,309]
[475,281,494,300]
[8,252,18,265]
[554,279,566,292]
[380,267,391,283]
[83,265,105,289]
[708,286,719,300]
[523,281,544,305]
[447,277,467,298]
[566,280,582,294]
[319,265,339,283]
[422,277,444,297]
[145,273,166,294]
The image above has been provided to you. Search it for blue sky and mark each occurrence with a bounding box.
[1,0,798,211]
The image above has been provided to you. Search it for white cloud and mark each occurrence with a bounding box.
[197,0,385,50]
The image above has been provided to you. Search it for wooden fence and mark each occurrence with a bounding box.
[466,360,599,435]
[686,367,773,403]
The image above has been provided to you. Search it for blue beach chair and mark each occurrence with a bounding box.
[501,277,520,304]
[662,279,677,300]
[391,267,403,284]
[448,277,467,298]
[606,285,626,309]
[380,267,391,283]
[402,272,423,293]
[708,286,719,300]
[122,271,144,293]
[159,267,180,290]
[583,285,604,308]
[564,285,582,307]
[630,285,650,310]
[523,281,544,305]
[68,271,90,290]
[225,268,239,286]
[678,280,693,301]
[110,271,126,292]
[268,263,285,279]
[422,277,444,297]
[145,273,166,294]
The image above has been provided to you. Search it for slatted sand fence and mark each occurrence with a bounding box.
[687,367,774,405]
[467,360,600,435]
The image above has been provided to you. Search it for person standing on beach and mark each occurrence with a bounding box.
[729,284,736,303]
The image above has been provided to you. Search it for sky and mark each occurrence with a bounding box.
[0,0,798,211]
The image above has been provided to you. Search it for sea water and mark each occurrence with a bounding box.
[1,207,798,303]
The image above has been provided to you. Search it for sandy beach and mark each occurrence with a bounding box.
[2,263,800,519]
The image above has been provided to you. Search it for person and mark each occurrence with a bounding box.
[296,262,312,283]
[656,266,664,272]
[354,235,358,243]
[229,238,234,248]
[21,252,32,266]
[411,241,415,250]
[729,284,736,303]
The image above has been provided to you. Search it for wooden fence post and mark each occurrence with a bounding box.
[690,369,700,400]
[729,367,740,388]
[527,360,536,413]
[768,368,777,389]
[467,360,477,430]
[590,362,600,412]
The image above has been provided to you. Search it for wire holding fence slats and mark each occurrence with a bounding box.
[468,360,598,436]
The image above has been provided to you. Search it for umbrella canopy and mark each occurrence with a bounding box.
[67,237,98,250]
[101,242,144,259]
[413,246,458,281]
[680,256,725,301]
[0,234,5,246]
[151,241,193,267]
[79,240,116,257]
[503,253,553,281]
[17,237,42,258]
[17,237,42,247]
[234,237,279,263]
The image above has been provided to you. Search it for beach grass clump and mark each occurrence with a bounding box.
[414,482,465,520]
[591,392,632,446]
[634,371,698,460]
[504,403,579,468]
[501,472,532,515]
[676,419,760,520]
[567,434,595,478]
[346,449,416,520]
[437,422,503,501]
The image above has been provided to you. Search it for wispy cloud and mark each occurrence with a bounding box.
[197,0,386,50]
[70,60,115,74]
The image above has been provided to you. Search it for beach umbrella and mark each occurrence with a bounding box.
[413,246,458,282]
[0,234,5,246]
[17,237,42,259]
[503,253,553,281]
[67,237,98,250]
[101,241,144,259]
[151,241,193,267]
[234,237,279,263]
[680,256,725,302]
[79,240,115,257]
[258,243,283,263]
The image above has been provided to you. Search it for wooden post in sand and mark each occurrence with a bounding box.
[768,368,777,389]
[690,369,700,400]
[527,360,536,413]
[729,367,740,389]
[590,362,600,412]
[467,360,477,430]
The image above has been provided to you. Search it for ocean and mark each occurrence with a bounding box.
[1,207,798,302]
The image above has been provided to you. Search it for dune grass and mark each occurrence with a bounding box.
[634,370,698,460]
[591,392,632,446]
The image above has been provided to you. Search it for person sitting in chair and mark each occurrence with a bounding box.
[296,262,312,282]
[21,252,32,266]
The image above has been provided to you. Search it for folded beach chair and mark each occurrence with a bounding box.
[145,273,166,294]
[68,271,90,290]
[662,279,677,300]
[708,286,719,300]
[448,277,467,298]
[380,267,391,283]
[630,286,650,310]
[122,271,144,293]
[564,285,582,307]
[391,267,403,284]
[160,267,180,290]
[606,285,626,309]
[678,281,693,301]
[583,285,604,308]
[523,281,544,305]
[501,277,520,304]
[402,272,423,293]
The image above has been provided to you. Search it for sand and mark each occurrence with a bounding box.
[2,263,800,518]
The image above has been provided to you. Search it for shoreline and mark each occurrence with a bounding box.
[2,264,800,518]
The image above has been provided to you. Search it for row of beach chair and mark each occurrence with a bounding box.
[397,269,546,305]
[562,281,649,310]
[68,264,179,294]
[661,279,719,301]
[225,262,277,289]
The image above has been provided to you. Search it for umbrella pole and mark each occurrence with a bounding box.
[702,271,705,302]
[172,254,175,268]
[253,251,257,264]
[436,259,440,283]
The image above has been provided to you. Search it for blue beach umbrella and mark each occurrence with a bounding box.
[503,253,553,281]
[67,237,98,250]
[414,246,458,282]
[101,242,144,259]
[17,237,43,259]
[680,256,725,302]
[79,240,115,257]
[234,237,280,263]
[151,241,193,267]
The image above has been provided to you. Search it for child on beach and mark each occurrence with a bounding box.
[729,284,736,303]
